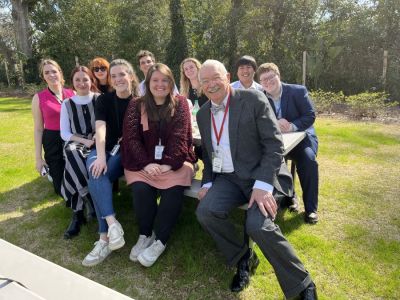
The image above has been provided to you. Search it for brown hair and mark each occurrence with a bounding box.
[39,59,65,86]
[109,59,140,97]
[256,62,281,81]
[139,63,177,122]
[136,50,155,64]
[179,57,202,97]
[70,65,99,92]
[88,57,112,92]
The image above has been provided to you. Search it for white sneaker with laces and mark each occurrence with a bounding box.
[82,239,111,267]
[107,221,125,250]
[137,239,166,267]
[130,232,156,262]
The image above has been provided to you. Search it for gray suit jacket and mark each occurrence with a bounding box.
[197,88,293,197]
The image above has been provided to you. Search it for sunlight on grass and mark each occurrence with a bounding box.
[1,98,399,299]
[0,211,24,222]
[31,200,60,213]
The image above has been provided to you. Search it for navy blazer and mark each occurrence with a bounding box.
[267,83,318,152]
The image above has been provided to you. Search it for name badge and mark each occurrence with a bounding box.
[212,151,223,173]
[155,145,164,160]
[110,144,120,156]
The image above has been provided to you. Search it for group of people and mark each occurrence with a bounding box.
[32,51,319,299]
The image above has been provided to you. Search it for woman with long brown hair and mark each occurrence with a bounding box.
[60,66,99,239]
[122,63,195,267]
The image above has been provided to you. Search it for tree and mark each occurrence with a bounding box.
[226,0,244,75]
[166,0,188,82]
[10,0,35,59]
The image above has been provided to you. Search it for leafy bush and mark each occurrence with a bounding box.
[345,92,394,119]
[310,90,346,114]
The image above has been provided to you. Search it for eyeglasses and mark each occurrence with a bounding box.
[200,76,225,86]
[259,74,277,83]
[93,66,107,73]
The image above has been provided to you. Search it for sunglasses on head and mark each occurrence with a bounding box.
[93,66,107,72]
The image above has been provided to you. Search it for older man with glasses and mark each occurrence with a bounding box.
[195,59,317,299]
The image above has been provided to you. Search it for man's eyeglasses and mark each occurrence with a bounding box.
[93,66,107,73]
[200,77,224,86]
[259,74,277,83]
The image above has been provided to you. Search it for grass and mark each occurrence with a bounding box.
[0,97,399,299]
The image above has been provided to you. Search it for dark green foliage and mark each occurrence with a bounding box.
[1,0,400,100]
[166,0,188,83]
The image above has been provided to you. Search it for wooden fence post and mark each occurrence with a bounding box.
[19,60,25,88]
[4,61,10,87]
[382,50,388,91]
[302,51,307,86]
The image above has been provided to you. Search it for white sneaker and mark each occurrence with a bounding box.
[129,232,156,262]
[107,221,125,250]
[137,240,166,267]
[82,239,111,267]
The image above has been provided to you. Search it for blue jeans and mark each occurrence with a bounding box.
[86,149,124,233]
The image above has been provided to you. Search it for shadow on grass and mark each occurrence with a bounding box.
[0,97,32,113]
[0,176,320,299]
[0,179,241,299]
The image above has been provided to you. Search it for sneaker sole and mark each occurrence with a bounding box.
[137,254,155,267]
[129,255,139,262]
[108,238,125,251]
[82,255,109,267]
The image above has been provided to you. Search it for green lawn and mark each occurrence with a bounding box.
[0,97,399,300]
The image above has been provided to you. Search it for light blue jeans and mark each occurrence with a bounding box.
[86,149,124,233]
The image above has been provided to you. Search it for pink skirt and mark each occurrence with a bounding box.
[124,161,194,189]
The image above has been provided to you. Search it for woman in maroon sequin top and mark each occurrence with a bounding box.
[122,63,195,267]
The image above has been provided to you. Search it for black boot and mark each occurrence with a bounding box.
[83,195,96,222]
[64,210,86,239]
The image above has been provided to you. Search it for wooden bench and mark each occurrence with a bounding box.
[183,131,307,207]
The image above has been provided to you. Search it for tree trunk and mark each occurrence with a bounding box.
[11,0,32,58]
[227,0,244,74]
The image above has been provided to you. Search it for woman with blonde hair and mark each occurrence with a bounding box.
[32,59,75,197]
[179,57,208,107]
[122,63,195,267]
[89,57,112,94]
[82,59,140,266]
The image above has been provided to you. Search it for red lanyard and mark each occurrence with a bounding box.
[211,94,231,146]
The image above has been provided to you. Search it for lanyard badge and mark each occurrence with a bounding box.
[154,138,164,160]
[211,94,231,173]
[212,147,223,173]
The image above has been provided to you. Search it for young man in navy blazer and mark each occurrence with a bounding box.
[257,63,319,224]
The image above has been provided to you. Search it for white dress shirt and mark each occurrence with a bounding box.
[230,80,263,91]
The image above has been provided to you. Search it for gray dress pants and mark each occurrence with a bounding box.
[196,173,312,298]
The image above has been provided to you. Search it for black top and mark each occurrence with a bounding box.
[189,86,208,107]
[99,84,110,94]
[95,91,132,151]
